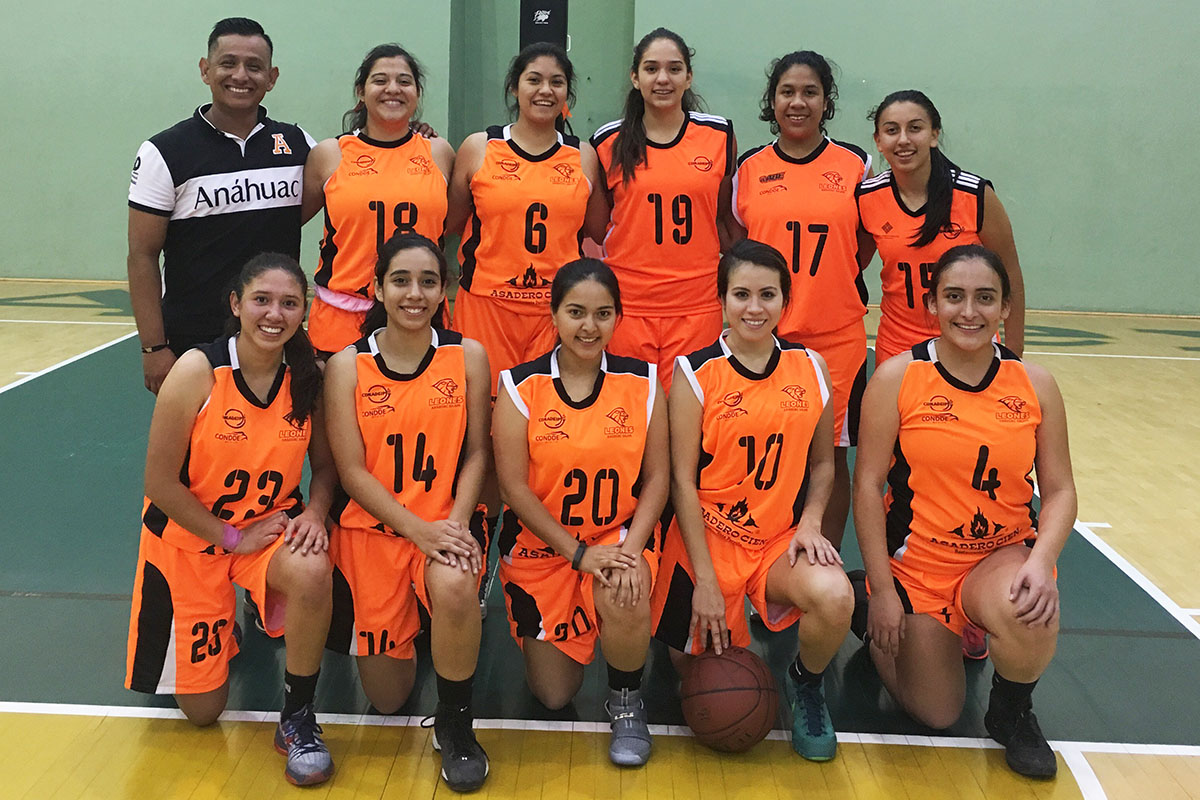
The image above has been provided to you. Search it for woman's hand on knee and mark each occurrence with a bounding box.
[604,560,645,608]
[234,511,287,553]
[284,509,328,555]
[867,587,905,656]
[1008,556,1059,628]
[788,521,843,567]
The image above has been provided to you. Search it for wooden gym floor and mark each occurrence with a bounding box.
[1,278,1197,799]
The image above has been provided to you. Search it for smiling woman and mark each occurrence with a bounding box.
[301,44,455,357]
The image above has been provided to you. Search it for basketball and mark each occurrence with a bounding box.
[679,646,779,752]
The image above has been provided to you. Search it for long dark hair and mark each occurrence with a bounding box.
[869,90,959,248]
[550,258,622,315]
[343,44,425,133]
[609,27,702,185]
[717,239,791,307]
[360,233,449,335]
[225,253,320,427]
[759,50,837,136]
[505,42,576,133]
[926,244,1011,308]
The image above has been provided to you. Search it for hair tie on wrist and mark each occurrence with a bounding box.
[221,523,243,552]
[571,541,588,571]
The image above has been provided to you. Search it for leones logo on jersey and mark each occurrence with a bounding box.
[551,163,575,184]
[605,406,634,438]
[408,155,433,175]
[780,385,809,410]
[996,395,1030,422]
[819,171,845,192]
[430,377,465,409]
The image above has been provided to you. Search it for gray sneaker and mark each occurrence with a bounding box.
[274,704,334,785]
[606,688,651,766]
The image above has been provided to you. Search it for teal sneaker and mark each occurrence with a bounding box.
[789,678,837,761]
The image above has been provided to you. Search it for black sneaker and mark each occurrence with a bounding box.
[244,588,266,635]
[432,704,489,792]
[847,570,869,643]
[984,703,1057,778]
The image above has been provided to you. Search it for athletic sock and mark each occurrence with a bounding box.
[606,664,644,692]
[436,672,475,714]
[282,670,319,720]
[789,658,825,688]
[989,671,1037,712]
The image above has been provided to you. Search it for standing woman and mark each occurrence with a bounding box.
[322,234,492,792]
[590,28,735,389]
[493,259,669,767]
[302,44,454,356]
[650,240,853,762]
[853,245,1073,778]
[125,254,336,787]
[731,50,873,547]
[857,90,1025,366]
[447,42,602,396]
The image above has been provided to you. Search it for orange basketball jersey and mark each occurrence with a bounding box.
[457,125,589,312]
[140,337,309,553]
[677,334,829,548]
[329,328,469,532]
[316,131,448,299]
[885,340,1041,573]
[590,112,734,316]
[856,169,990,357]
[497,349,657,559]
[734,138,871,338]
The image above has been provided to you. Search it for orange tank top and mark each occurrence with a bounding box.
[316,131,448,299]
[497,349,657,559]
[677,333,829,549]
[457,125,589,313]
[856,169,990,356]
[591,112,734,316]
[734,138,871,338]
[140,337,310,553]
[885,340,1041,572]
[329,328,469,532]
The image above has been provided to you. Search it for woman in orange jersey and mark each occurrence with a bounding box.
[493,259,669,767]
[852,244,1074,779]
[447,42,603,396]
[302,44,454,356]
[125,254,335,787]
[857,90,1025,366]
[590,28,735,388]
[731,50,873,548]
[323,234,491,792]
[650,239,853,763]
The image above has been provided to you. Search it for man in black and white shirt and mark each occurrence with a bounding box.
[127,17,314,392]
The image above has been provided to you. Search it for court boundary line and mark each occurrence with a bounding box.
[0,701,1196,760]
[0,331,136,395]
[1073,520,1200,640]
[1061,748,1108,799]
[0,318,135,326]
[1026,350,1200,362]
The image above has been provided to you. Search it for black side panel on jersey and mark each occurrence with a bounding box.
[325,566,356,654]
[652,564,695,651]
[885,440,916,556]
[505,581,545,638]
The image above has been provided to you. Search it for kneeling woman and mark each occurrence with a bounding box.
[493,259,668,767]
[650,239,853,762]
[125,254,335,786]
[853,244,1075,779]
[322,234,492,792]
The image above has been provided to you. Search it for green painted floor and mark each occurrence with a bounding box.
[3,337,1198,746]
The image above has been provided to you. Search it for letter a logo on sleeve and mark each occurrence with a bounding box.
[272,134,292,155]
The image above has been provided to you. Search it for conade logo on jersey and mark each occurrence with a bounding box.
[216,408,248,441]
[689,155,714,172]
[349,154,378,176]
[539,409,565,429]
[361,384,395,417]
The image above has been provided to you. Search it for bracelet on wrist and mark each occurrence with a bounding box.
[221,523,243,552]
[141,342,170,354]
[570,540,588,571]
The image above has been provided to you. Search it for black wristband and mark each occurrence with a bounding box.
[571,541,588,570]
[141,342,170,354]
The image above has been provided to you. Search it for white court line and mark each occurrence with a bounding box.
[1027,350,1200,362]
[0,318,135,326]
[1182,609,1200,616]
[2,701,1198,759]
[1061,747,1108,800]
[0,331,137,395]
[1079,522,1111,528]
[1073,520,1200,640]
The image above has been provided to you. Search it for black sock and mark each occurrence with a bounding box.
[436,672,475,713]
[282,670,319,720]
[989,671,1037,713]
[607,663,644,692]
[789,658,824,688]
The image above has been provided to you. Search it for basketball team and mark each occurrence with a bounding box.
[123,17,1076,790]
